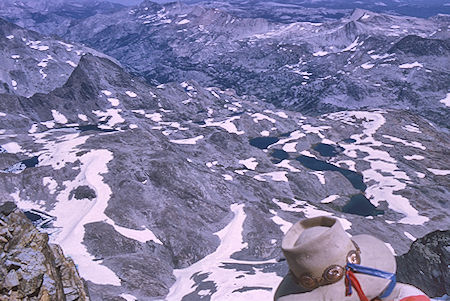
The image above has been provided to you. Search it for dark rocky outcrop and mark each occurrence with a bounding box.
[388,35,450,56]
[0,202,90,301]
[397,230,450,298]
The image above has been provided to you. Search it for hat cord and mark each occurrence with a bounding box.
[345,262,397,301]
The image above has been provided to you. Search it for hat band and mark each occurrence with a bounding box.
[292,240,361,290]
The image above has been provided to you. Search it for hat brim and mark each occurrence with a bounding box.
[274,234,396,301]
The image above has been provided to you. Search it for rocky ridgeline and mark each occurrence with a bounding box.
[397,230,450,298]
[0,202,89,301]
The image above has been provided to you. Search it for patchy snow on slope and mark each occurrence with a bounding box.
[313,50,328,57]
[404,155,424,160]
[272,198,351,230]
[403,124,421,133]
[272,130,305,148]
[311,171,325,184]
[27,40,49,51]
[203,116,244,135]
[254,171,288,182]
[415,172,425,178]
[101,90,112,96]
[170,135,204,145]
[427,168,450,176]
[106,221,162,244]
[36,133,89,170]
[49,149,121,285]
[177,19,190,25]
[43,177,58,194]
[93,109,124,127]
[120,294,137,301]
[342,37,360,52]
[321,195,340,204]
[275,160,300,172]
[361,62,374,69]
[239,157,258,170]
[326,111,428,225]
[66,60,77,67]
[145,112,163,122]
[404,231,416,241]
[223,174,233,181]
[125,91,138,98]
[107,98,120,107]
[78,114,88,121]
[382,135,426,150]
[251,113,276,123]
[282,142,298,152]
[439,93,450,107]
[399,62,423,69]
[41,121,55,128]
[301,124,330,139]
[51,110,68,124]
[1,142,24,154]
[28,124,38,134]
[167,204,280,301]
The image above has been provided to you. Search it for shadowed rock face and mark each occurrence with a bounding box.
[0,202,90,301]
[396,230,450,298]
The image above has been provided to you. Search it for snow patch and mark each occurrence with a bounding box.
[167,204,280,301]
[313,51,328,57]
[223,174,233,181]
[427,168,450,176]
[239,158,258,170]
[439,93,450,107]
[399,62,423,69]
[52,110,68,124]
[177,19,190,25]
[66,60,77,67]
[78,114,88,122]
[170,135,204,145]
[403,155,424,161]
[321,195,339,204]
[107,98,120,107]
[361,63,374,69]
[254,171,288,182]
[101,90,112,96]
[203,116,244,135]
[125,91,138,98]
[251,113,276,123]
[120,294,137,301]
[1,142,24,154]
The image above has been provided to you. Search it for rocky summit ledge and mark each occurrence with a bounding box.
[0,202,89,301]
[397,230,450,298]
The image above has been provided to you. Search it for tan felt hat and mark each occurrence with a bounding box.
[275,216,396,301]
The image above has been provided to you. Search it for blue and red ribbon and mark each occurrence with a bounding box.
[345,262,396,300]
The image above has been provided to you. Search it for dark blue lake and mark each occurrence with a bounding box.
[342,138,357,144]
[77,124,116,133]
[313,143,343,157]
[22,156,39,168]
[271,149,289,163]
[295,155,366,191]
[249,137,279,149]
[342,194,384,216]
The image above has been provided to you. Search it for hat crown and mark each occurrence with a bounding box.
[282,216,354,280]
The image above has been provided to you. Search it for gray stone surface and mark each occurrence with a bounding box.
[397,230,450,298]
[0,5,448,300]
